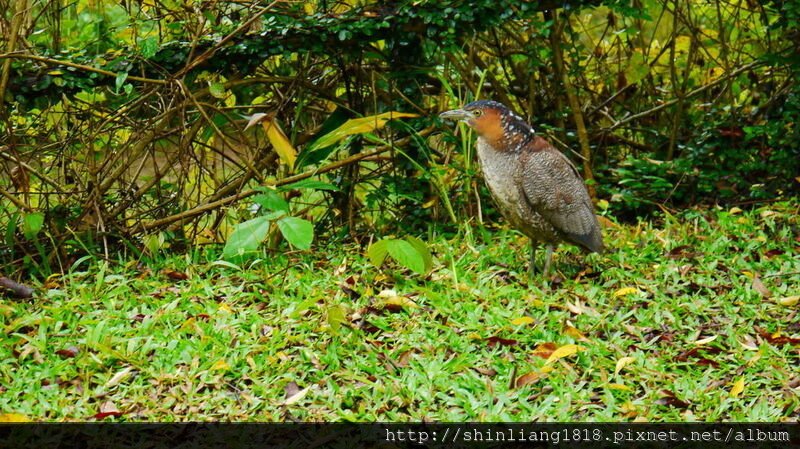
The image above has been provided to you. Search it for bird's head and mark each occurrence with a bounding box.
[439,100,533,148]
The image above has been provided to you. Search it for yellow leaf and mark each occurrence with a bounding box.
[467,333,482,340]
[218,303,233,314]
[563,323,590,342]
[546,344,584,364]
[311,111,419,150]
[0,413,30,422]
[613,287,640,298]
[729,378,745,398]
[729,207,743,215]
[615,356,635,375]
[262,118,297,170]
[694,335,718,345]
[511,317,535,326]
[382,295,417,309]
[759,210,778,218]
[179,317,196,332]
[212,359,230,371]
[778,296,799,307]
[607,383,632,391]
[48,70,64,76]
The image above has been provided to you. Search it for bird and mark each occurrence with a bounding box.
[439,100,603,278]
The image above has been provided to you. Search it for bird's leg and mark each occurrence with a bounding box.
[529,239,537,278]
[543,244,554,279]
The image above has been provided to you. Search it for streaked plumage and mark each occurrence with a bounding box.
[440,100,603,278]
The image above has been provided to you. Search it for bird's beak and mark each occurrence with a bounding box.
[439,109,470,121]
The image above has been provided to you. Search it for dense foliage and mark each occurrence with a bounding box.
[1,0,798,274]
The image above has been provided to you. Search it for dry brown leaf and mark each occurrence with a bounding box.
[515,371,545,388]
[752,275,771,298]
[532,342,557,359]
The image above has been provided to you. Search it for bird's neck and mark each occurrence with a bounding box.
[479,128,536,154]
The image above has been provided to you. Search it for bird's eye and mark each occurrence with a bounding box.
[473,110,483,117]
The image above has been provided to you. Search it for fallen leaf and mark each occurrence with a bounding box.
[0,413,30,422]
[485,336,518,348]
[94,401,124,419]
[380,295,417,311]
[729,378,745,398]
[655,390,690,409]
[162,269,188,281]
[754,326,800,346]
[532,342,557,359]
[752,275,771,298]
[738,335,759,351]
[106,367,135,388]
[515,371,545,388]
[511,316,535,326]
[667,245,697,259]
[56,346,80,359]
[563,323,590,342]
[694,335,718,345]
[546,344,584,364]
[607,383,632,391]
[396,350,416,368]
[282,382,311,406]
[615,356,635,375]
[777,296,799,307]
[729,207,743,215]
[211,359,230,371]
[613,287,640,298]
[472,367,497,377]
[759,210,778,218]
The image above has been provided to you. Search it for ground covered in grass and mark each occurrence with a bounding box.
[1,201,798,421]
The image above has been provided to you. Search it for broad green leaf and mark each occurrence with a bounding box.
[625,51,649,85]
[22,212,45,240]
[327,304,347,333]
[310,111,419,151]
[115,72,128,92]
[276,216,313,250]
[404,235,433,273]
[367,239,391,267]
[223,216,272,259]
[279,179,340,192]
[209,82,226,99]
[386,239,426,275]
[253,190,289,213]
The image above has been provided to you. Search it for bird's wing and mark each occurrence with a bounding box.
[517,148,604,253]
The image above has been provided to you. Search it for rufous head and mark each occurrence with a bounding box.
[440,100,533,148]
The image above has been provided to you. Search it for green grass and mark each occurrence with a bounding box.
[1,201,799,421]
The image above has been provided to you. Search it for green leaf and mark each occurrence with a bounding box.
[386,239,426,275]
[276,216,314,250]
[279,179,340,192]
[326,304,347,333]
[253,190,289,213]
[367,239,391,267]
[115,71,128,92]
[209,82,226,99]
[404,235,433,273]
[308,111,418,151]
[223,216,272,259]
[22,212,45,240]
